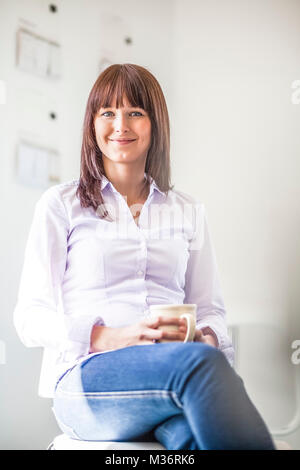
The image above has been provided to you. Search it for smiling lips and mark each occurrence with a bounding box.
[110,138,136,145]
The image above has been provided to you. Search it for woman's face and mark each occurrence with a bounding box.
[94,95,152,166]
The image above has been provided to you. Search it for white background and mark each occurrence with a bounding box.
[0,0,299,449]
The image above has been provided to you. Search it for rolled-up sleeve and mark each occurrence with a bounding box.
[184,202,234,366]
[13,187,104,357]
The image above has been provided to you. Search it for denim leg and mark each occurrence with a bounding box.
[171,343,276,450]
[154,414,199,450]
[53,344,184,442]
[53,342,275,449]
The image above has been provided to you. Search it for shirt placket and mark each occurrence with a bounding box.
[134,191,154,318]
[111,185,155,319]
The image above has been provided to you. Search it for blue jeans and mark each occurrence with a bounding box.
[52,342,275,450]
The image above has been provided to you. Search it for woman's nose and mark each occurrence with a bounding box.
[113,114,130,133]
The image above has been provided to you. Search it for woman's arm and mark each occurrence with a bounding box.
[13,186,104,359]
[184,203,234,363]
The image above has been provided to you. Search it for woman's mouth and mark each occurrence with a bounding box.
[110,139,136,145]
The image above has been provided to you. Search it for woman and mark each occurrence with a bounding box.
[14,63,275,450]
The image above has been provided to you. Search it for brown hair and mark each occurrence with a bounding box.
[76,63,174,217]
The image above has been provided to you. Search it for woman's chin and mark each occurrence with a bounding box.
[112,153,141,162]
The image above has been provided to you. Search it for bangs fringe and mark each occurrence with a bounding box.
[92,64,150,113]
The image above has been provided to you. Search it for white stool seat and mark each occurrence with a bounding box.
[274,440,292,450]
[48,434,292,450]
[49,434,165,450]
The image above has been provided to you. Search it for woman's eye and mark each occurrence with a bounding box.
[100,110,143,117]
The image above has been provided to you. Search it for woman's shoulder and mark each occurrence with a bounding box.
[35,179,80,216]
[168,186,204,208]
[38,179,79,203]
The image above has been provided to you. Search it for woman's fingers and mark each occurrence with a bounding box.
[146,316,185,327]
[145,317,160,328]
[142,317,189,343]
[160,330,187,341]
[194,329,204,342]
[140,327,163,341]
[179,325,187,332]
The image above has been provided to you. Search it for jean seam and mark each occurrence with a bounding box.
[155,424,174,442]
[170,392,184,409]
[55,389,184,408]
[54,365,76,391]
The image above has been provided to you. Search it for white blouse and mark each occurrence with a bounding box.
[13,174,234,397]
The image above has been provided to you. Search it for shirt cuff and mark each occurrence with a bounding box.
[60,315,105,363]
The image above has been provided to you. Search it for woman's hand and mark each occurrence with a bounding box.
[90,316,188,353]
[178,322,218,347]
[193,329,218,347]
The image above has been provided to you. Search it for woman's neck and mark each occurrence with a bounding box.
[103,167,149,204]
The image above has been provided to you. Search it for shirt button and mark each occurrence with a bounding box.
[137,270,144,276]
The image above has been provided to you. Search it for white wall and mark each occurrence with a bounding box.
[0,0,299,449]
[172,0,300,448]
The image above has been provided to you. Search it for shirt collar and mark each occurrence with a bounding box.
[100,173,165,196]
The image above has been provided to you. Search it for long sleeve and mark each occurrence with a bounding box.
[184,203,234,366]
[13,187,104,357]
